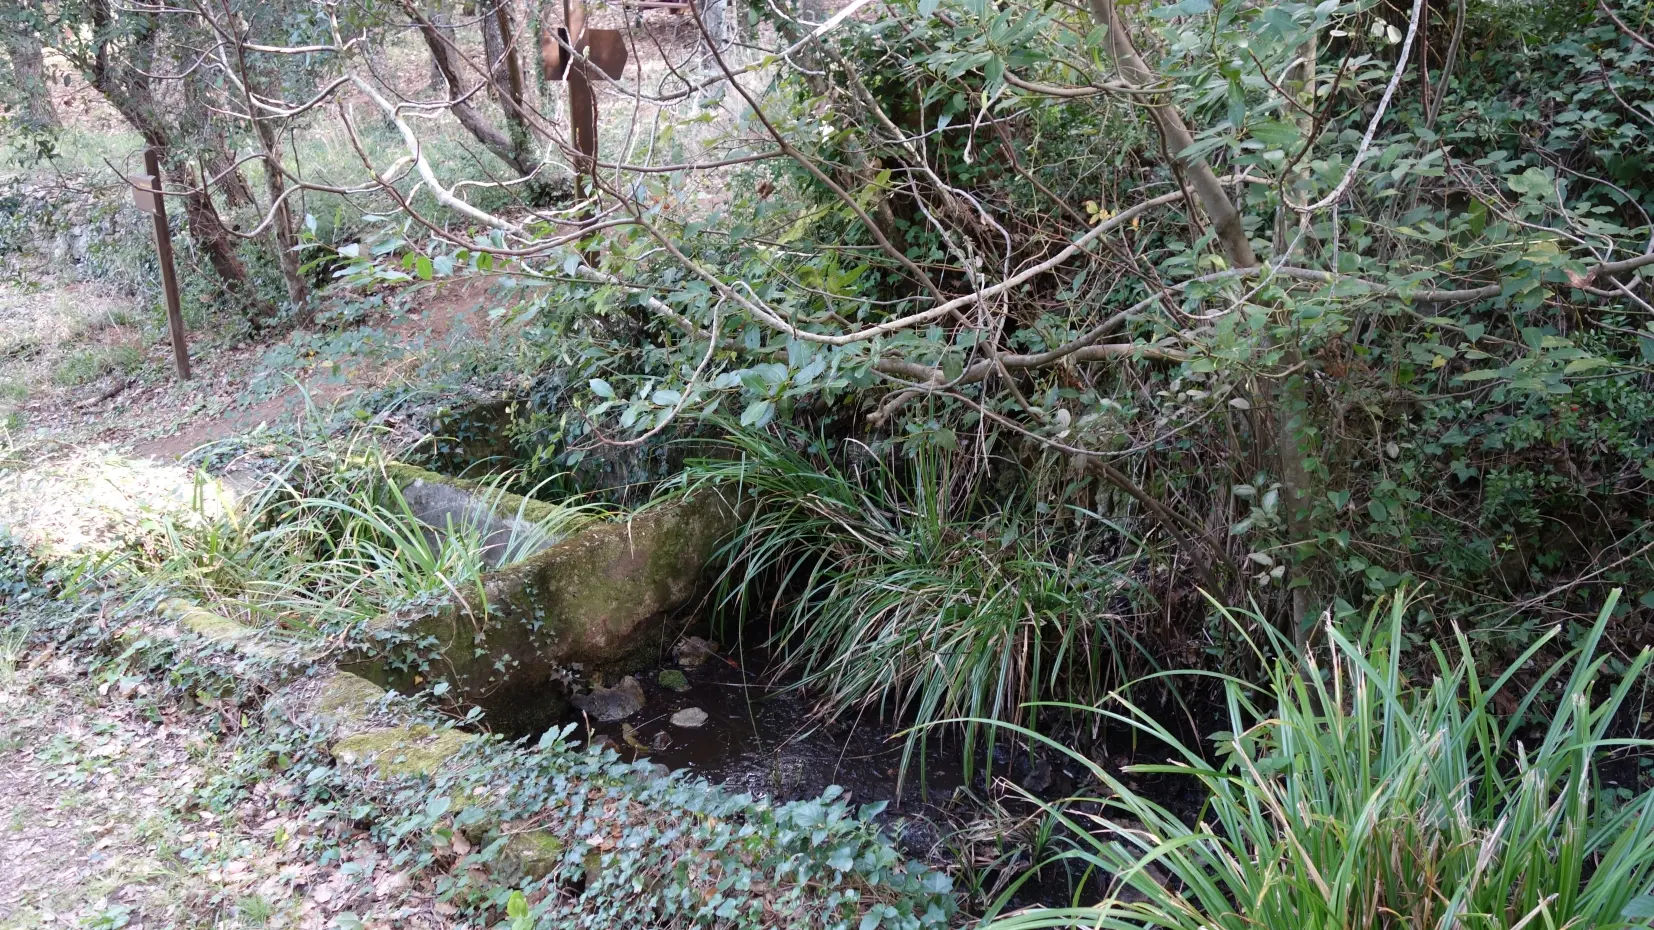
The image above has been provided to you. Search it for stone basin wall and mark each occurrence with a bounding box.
[345,465,738,730]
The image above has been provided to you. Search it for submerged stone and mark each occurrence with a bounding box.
[673,636,720,668]
[670,707,709,728]
[571,676,645,722]
[657,669,690,692]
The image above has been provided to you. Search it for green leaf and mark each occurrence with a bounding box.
[414,255,433,280]
[827,845,856,872]
[1622,896,1654,919]
[589,378,615,398]
[1250,120,1300,150]
[1456,369,1505,382]
[1562,357,1609,374]
[740,399,775,427]
[1367,499,1389,521]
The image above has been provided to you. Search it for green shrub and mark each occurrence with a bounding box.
[982,590,1654,929]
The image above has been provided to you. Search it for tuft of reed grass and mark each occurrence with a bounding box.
[978,589,1654,930]
[675,430,1150,772]
[138,446,606,639]
[0,623,27,685]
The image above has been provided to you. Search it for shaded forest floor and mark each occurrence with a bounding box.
[0,639,455,930]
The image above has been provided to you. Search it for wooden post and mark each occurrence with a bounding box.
[132,148,191,381]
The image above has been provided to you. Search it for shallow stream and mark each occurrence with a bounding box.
[564,647,973,814]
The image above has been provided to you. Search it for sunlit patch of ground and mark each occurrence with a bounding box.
[0,445,228,559]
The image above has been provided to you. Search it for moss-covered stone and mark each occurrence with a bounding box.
[161,598,255,644]
[157,598,286,661]
[311,672,386,728]
[344,492,738,715]
[385,462,567,528]
[657,669,690,691]
[501,830,566,881]
[331,725,474,778]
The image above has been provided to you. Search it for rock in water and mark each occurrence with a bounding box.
[672,636,720,668]
[670,707,709,728]
[572,676,646,722]
[657,669,690,692]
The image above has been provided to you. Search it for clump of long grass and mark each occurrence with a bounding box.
[675,430,1150,767]
[0,622,27,685]
[138,446,605,638]
[980,589,1654,930]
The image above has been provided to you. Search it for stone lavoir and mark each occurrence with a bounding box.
[341,463,740,735]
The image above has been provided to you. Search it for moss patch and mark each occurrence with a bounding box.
[310,672,386,728]
[501,830,566,881]
[331,725,473,778]
[162,598,256,645]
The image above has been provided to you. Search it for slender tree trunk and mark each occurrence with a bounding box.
[1272,34,1322,645]
[3,22,57,131]
[186,79,255,207]
[696,0,730,104]
[252,115,309,316]
[480,0,509,100]
[403,0,537,176]
[428,1,453,92]
[1087,0,1256,270]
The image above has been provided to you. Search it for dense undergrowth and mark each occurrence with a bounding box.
[5,0,1654,922]
[674,430,1157,772]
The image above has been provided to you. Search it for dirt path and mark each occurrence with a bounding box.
[0,645,453,930]
[0,276,501,558]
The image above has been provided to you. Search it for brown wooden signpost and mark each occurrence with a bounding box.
[129,148,192,381]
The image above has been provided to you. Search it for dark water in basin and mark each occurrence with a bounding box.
[567,652,973,816]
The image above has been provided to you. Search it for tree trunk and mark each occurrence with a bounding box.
[402,0,537,177]
[428,2,453,92]
[480,0,509,100]
[1086,0,1256,270]
[696,0,731,104]
[83,0,268,322]
[3,23,57,131]
[252,115,309,316]
[171,160,271,323]
[1272,34,1323,646]
[186,78,255,208]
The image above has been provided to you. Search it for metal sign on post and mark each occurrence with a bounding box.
[131,149,191,381]
[543,0,628,204]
